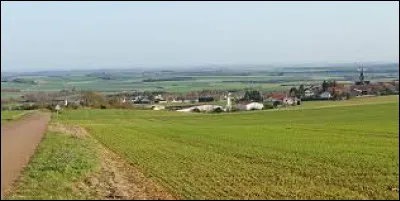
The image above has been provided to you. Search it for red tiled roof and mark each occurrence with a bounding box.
[267,93,286,100]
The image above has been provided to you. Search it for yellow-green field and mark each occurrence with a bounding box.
[6,96,399,200]
[58,96,398,199]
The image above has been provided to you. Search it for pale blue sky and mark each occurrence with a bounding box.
[1,1,399,72]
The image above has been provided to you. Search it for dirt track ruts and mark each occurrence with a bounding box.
[1,112,51,198]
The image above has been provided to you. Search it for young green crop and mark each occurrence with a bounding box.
[57,97,399,199]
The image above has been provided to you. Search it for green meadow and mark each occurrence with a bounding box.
[48,96,399,200]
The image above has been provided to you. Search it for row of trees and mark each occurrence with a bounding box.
[289,85,305,98]
[241,90,263,102]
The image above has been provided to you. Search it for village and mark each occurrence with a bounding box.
[4,68,398,113]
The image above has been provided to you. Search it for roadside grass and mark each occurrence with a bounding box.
[5,129,99,200]
[1,110,35,124]
[57,99,399,199]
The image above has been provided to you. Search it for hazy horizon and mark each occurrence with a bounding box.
[1,1,399,72]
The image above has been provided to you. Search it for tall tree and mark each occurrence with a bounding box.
[322,80,329,92]
[243,90,262,102]
[298,85,305,98]
[289,87,298,97]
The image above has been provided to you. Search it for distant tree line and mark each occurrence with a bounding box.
[142,77,194,82]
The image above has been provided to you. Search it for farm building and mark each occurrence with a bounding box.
[151,105,166,110]
[133,96,151,104]
[234,102,264,111]
[264,93,286,102]
[153,94,165,103]
[198,96,214,102]
[304,89,315,97]
[319,91,331,99]
[264,93,298,106]
[171,99,183,103]
[177,105,224,113]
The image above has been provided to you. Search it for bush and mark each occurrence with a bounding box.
[263,103,274,110]
[212,107,224,113]
[230,107,239,112]
[100,105,107,109]
[19,104,39,110]
[69,104,79,110]
[192,108,201,113]
[273,101,281,108]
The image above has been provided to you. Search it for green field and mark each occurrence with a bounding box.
[49,96,399,200]
[1,75,290,95]
[292,95,399,110]
[1,110,31,123]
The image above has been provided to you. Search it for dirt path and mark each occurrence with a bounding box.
[1,112,51,197]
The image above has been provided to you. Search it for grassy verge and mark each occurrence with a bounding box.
[5,130,99,200]
[1,110,35,124]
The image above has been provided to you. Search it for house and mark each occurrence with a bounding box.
[133,96,151,104]
[319,91,331,99]
[171,99,183,103]
[154,94,164,100]
[183,98,199,103]
[198,96,214,102]
[264,93,286,103]
[151,105,165,110]
[350,85,371,96]
[327,86,346,96]
[264,93,298,106]
[230,91,246,101]
[153,94,165,103]
[141,97,151,104]
[304,89,314,97]
[353,88,363,96]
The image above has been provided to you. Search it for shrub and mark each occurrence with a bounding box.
[213,107,224,113]
[263,103,274,110]
[273,101,281,108]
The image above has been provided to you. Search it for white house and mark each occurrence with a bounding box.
[152,105,166,110]
[154,94,164,100]
[304,89,314,97]
[245,102,264,110]
[319,91,331,99]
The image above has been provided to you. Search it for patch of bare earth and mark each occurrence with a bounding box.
[48,123,88,138]
[49,123,177,200]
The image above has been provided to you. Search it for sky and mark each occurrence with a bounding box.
[1,1,399,72]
